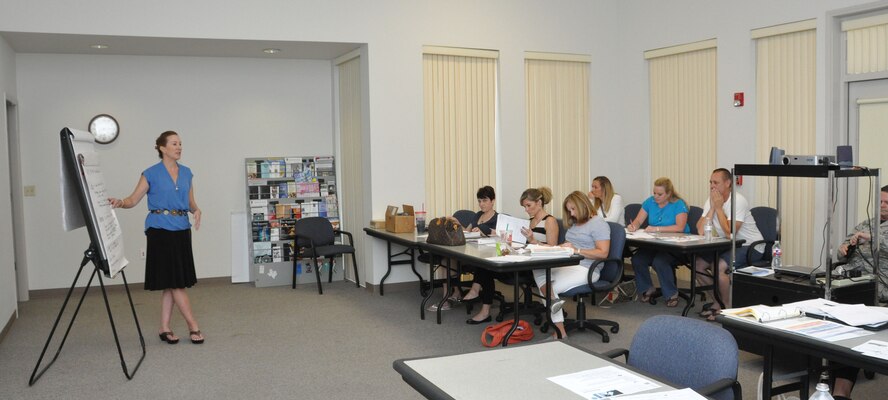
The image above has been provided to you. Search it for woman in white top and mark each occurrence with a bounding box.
[519,187,559,245]
[588,176,624,224]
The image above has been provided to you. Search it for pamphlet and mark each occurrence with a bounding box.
[721,304,803,323]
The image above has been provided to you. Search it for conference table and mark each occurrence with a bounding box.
[626,232,742,316]
[363,228,425,296]
[365,227,583,344]
[393,341,687,400]
[717,314,888,399]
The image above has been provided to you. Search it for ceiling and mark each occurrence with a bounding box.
[0,32,362,60]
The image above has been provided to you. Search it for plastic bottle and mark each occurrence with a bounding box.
[771,240,782,268]
[808,383,834,400]
[703,217,713,241]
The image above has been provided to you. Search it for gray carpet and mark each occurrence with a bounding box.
[0,278,882,399]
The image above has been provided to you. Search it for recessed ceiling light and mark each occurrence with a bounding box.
[90,44,109,49]
[263,48,281,54]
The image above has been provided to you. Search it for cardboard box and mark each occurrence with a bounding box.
[385,204,415,233]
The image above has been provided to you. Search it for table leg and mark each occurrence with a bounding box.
[683,255,697,317]
[381,242,394,296]
[712,249,725,310]
[762,343,774,400]
[502,271,521,347]
[420,262,436,320]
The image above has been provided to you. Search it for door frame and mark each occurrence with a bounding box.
[6,98,28,302]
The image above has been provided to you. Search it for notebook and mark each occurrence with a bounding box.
[772,264,825,277]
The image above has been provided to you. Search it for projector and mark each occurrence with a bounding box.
[782,154,835,166]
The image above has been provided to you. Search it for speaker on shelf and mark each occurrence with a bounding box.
[837,145,853,168]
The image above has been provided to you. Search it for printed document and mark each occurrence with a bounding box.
[548,365,661,399]
[616,388,708,400]
[495,214,530,244]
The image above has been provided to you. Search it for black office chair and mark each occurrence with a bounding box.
[293,217,360,295]
[746,206,777,267]
[624,203,647,229]
[558,221,627,342]
[452,209,476,229]
[687,205,704,235]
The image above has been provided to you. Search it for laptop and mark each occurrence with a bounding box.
[772,264,826,277]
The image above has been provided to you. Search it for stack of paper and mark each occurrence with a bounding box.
[527,244,573,258]
[721,305,803,323]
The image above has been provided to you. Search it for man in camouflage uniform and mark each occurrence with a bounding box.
[838,185,888,301]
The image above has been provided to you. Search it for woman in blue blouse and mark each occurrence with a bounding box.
[110,131,204,344]
[627,177,689,307]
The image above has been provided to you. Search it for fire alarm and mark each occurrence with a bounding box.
[733,92,744,107]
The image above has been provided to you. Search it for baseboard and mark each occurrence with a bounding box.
[365,280,418,295]
[28,276,235,299]
[0,310,15,344]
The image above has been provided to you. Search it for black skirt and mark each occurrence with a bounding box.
[145,228,197,291]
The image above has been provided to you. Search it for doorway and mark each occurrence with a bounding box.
[847,79,888,224]
[6,99,28,301]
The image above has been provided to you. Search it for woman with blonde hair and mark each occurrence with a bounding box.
[533,191,610,338]
[588,176,624,224]
[519,187,559,245]
[627,177,689,307]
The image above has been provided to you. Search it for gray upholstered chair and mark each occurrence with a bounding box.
[604,315,742,400]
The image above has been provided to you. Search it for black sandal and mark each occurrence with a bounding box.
[665,296,680,308]
[159,331,179,344]
[638,289,655,303]
[189,330,204,344]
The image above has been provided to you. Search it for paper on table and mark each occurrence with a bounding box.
[495,214,531,244]
[766,317,874,342]
[547,365,661,399]
[616,388,709,400]
[852,340,888,360]
[820,304,888,327]
[734,266,774,277]
[526,244,574,258]
[626,230,655,239]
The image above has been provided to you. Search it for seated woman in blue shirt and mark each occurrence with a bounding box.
[627,177,689,308]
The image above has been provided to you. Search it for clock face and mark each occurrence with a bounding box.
[88,114,120,144]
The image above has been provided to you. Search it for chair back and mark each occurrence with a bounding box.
[750,206,778,262]
[624,203,647,229]
[294,217,335,248]
[687,205,704,235]
[452,209,476,229]
[598,222,627,285]
[628,315,739,400]
[555,218,567,245]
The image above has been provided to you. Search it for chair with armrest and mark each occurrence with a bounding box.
[746,206,777,267]
[687,205,704,235]
[602,315,742,400]
[624,203,647,229]
[557,221,626,342]
[293,217,360,295]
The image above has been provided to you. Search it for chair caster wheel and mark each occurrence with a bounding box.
[610,326,619,334]
[649,299,657,305]
[533,316,543,326]
[540,324,549,333]
[865,370,875,379]
[602,336,610,343]
[495,315,503,322]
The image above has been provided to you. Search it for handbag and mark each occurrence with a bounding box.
[481,319,535,347]
[599,279,637,306]
[425,217,466,246]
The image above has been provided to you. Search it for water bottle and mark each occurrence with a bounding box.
[703,217,713,242]
[808,383,834,400]
[771,240,782,268]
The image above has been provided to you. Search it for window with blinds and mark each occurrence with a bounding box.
[843,14,888,75]
[525,52,591,217]
[422,46,498,217]
[752,20,816,266]
[644,40,717,209]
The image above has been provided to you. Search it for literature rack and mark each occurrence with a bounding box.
[246,156,342,287]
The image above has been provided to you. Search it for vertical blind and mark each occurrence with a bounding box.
[645,41,717,209]
[753,26,816,266]
[336,54,363,284]
[842,14,888,74]
[525,54,590,218]
[423,47,498,217]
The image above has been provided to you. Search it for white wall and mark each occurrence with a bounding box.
[16,54,334,289]
[1,0,878,289]
[0,35,18,323]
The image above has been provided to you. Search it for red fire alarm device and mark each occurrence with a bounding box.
[733,92,744,107]
[736,175,743,186]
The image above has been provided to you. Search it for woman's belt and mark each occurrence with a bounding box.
[150,209,189,216]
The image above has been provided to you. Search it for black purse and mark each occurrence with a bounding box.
[425,217,466,246]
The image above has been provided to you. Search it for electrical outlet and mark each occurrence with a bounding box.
[23,185,36,197]
[140,248,146,259]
